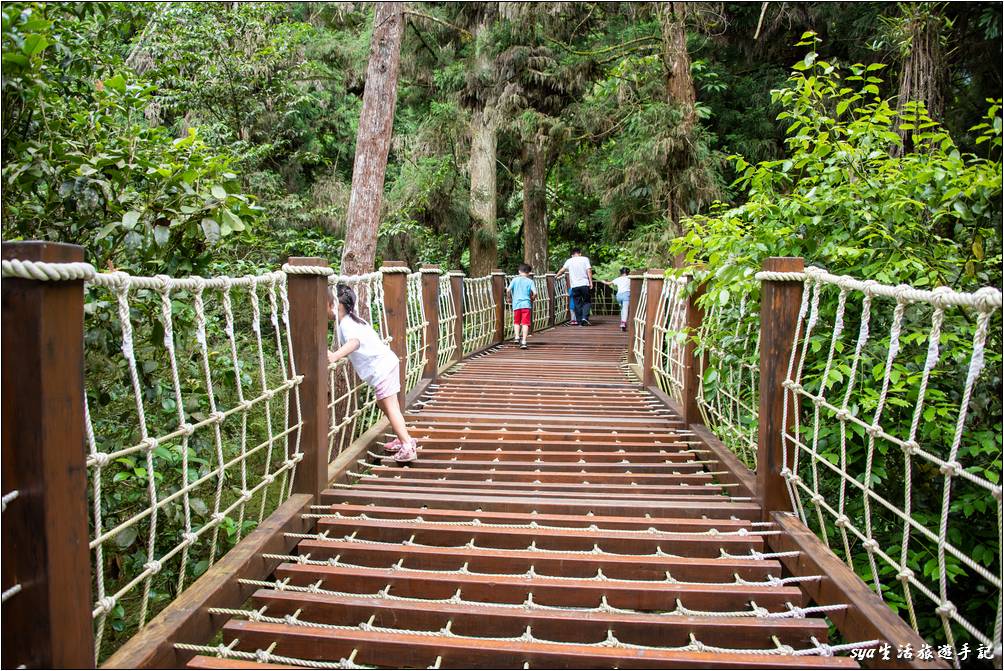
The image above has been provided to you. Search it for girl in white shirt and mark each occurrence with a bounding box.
[606,267,632,331]
[328,283,417,462]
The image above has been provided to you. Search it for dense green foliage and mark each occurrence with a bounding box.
[2,0,1001,659]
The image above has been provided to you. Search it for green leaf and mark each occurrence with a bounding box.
[21,34,49,57]
[221,208,245,233]
[210,184,227,199]
[103,74,127,93]
[114,527,138,548]
[153,225,170,247]
[122,210,142,228]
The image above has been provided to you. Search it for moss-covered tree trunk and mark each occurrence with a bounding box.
[468,16,498,277]
[659,1,697,231]
[895,4,946,153]
[522,141,549,273]
[341,2,404,275]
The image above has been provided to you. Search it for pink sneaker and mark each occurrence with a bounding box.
[383,437,402,453]
[394,439,418,463]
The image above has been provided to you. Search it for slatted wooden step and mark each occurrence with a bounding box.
[189,318,858,669]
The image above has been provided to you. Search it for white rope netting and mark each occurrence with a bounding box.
[462,276,496,356]
[631,280,649,363]
[591,281,619,316]
[696,283,761,469]
[404,272,429,393]
[553,274,570,324]
[503,273,516,338]
[778,266,1002,663]
[651,276,690,407]
[532,276,549,332]
[436,275,457,371]
[83,269,303,662]
[327,273,387,462]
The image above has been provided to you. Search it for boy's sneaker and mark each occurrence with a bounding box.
[620,322,627,331]
[383,437,402,453]
[569,320,578,325]
[394,439,418,463]
[520,341,528,349]
[581,319,591,326]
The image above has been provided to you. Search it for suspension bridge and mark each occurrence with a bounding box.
[1,241,1000,669]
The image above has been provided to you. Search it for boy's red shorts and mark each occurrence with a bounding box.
[513,308,531,326]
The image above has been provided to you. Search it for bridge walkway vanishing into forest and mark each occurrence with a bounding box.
[2,242,1000,669]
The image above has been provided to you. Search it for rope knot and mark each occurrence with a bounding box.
[973,286,1003,312]
[939,461,962,477]
[209,411,225,425]
[834,408,851,421]
[240,490,252,503]
[865,424,882,438]
[788,605,806,618]
[930,286,954,308]
[239,400,255,412]
[936,601,957,619]
[862,539,880,553]
[835,514,850,528]
[737,528,749,537]
[180,422,196,436]
[861,280,879,296]
[810,493,825,505]
[144,559,163,574]
[140,437,158,452]
[211,512,227,525]
[902,440,920,456]
[154,274,173,292]
[182,532,198,546]
[92,452,111,468]
[817,643,835,657]
[897,568,915,582]
[98,596,117,613]
[255,649,270,664]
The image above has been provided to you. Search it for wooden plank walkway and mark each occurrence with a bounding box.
[190,318,858,669]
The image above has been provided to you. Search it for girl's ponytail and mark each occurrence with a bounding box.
[335,283,367,324]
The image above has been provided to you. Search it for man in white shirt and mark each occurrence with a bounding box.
[556,248,593,325]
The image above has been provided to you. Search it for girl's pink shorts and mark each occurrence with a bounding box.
[374,363,401,401]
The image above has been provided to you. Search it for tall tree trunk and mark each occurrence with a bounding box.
[467,16,498,277]
[521,141,548,273]
[659,1,697,233]
[341,2,404,275]
[895,5,946,152]
[660,2,696,126]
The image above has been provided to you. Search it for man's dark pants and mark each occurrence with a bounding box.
[571,285,592,323]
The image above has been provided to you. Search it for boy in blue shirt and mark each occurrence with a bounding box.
[507,263,536,349]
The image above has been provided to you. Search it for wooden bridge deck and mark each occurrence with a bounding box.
[188,318,857,669]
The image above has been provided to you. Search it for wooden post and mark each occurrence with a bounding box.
[449,271,465,362]
[545,273,556,327]
[1,241,94,668]
[757,256,805,521]
[641,269,665,387]
[491,270,505,345]
[682,272,707,426]
[382,262,409,408]
[420,265,440,380]
[286,257,330,502]
[624,272,644,364]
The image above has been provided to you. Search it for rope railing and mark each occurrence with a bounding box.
[554,274,570,324]
[532,275,549,332]
[404,272,429,393]
[778,267,1002,660]
[631,279,648,364]
[326,272,386,462]
[651,275,690,407]
[82,269,303,662]
[462,276,495,356]
[436,274,457,371]
[591,281,619,316]
[696,285,761,470]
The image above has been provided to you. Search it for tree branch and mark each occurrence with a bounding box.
[545,34,660,58]
[403,9,472,38]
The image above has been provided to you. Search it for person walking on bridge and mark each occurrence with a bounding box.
[557,248,593,326]
[507,263,536,349]
[605,267,632,331]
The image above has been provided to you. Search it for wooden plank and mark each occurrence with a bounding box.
[1,241,94,669]
[689,422,759,500]
[187,656,297,669]
[102,494,314,669]
[757,256,803,521]
[286,257,330,501]
[252,590,828,647]
[273,563,801,611]
[768,513,948,670]
[222,621,859,669]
